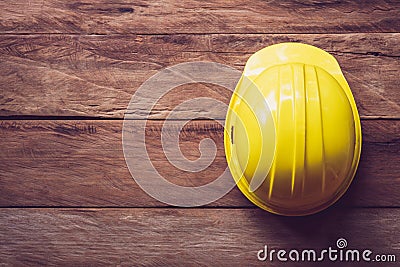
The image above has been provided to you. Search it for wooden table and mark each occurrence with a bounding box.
[0,1,399,266]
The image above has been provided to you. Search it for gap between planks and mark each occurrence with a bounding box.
[0,116,400,120]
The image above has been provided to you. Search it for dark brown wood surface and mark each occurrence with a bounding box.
[0,208,398,266]
[0,1,399,266]
[0,33,399,118]
[1,0,399,34]
[0,119,399,207]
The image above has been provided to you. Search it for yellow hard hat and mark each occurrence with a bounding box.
[224,43,362,216]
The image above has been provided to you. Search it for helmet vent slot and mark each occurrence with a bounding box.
[231,126,234,144]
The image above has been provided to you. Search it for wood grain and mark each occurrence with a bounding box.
[0,208,398,266]
[1,34,399,119]
[0,119,399,207]
[0,1,399,266]
[0,0,399,34]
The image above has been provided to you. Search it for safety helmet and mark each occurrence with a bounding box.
[224,43,362,216]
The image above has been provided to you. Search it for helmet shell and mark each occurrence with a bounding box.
[224,43,362,216]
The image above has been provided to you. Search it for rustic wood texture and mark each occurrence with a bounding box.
[0,0,399,34]
[0,119,399,207]
[1,0,399,265]
[0,208,398,266]
[0,34,399,118]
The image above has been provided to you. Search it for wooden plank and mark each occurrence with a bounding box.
[0,119,399,207]
[0,33,399,118]
[0,0,399,34]
[0,208,398,266]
